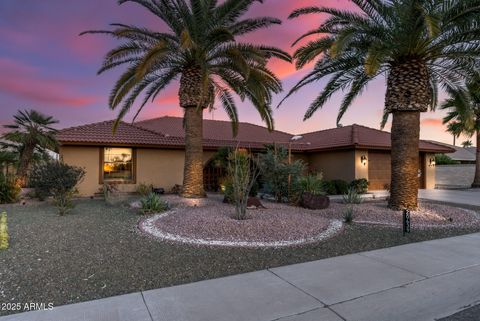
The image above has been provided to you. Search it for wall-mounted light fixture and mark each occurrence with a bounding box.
[361,155,368,166]
[429,157,436,167]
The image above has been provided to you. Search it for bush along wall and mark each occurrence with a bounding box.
[0,211,8,250]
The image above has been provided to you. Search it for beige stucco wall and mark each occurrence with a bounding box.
[424,153,436,189]
[354,149,369,180]
[307,150,356,181]
[60,146,215,196]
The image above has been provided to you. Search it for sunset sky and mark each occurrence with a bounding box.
[0,0,472,145]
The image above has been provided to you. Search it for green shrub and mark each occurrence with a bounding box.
[322,180,337,195]
[343,187,363,204]
[0,212,8,250]
[435,154,459,165]
[298,174,325,195]
[0,173,20,204]
[258,146,306,202]
[344,206,354,224]
[29,161,85,215]
[350,179,369,194]
[140,193,169,214]
[333,180,350,195]
[136,182,153,197]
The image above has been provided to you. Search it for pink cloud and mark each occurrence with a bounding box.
[421,118,444,127]
[0,57,98,107]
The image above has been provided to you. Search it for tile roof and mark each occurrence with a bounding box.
[425,141,476,161]
[57,117,453,153]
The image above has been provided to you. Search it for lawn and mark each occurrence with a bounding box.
[1,198,479,316]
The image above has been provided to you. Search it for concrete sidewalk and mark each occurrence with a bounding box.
[2,233,480,321]
[419,189,480,207]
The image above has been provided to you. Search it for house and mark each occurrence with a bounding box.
[427,141,476,164]
[57,116,453,196]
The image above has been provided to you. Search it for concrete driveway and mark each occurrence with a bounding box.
[419,189,480,207]
[1,233,480,321]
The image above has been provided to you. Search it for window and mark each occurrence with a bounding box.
[102,147,134,181]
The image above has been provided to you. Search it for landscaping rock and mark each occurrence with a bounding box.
[302,192,330,209]
[247,197,266,209]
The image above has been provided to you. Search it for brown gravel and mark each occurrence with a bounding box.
[321,201,480,228]
[148,195,332,242]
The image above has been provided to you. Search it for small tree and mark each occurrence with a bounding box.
[227,149,259,220]
[258,146,305,202]
[29,162,85,215]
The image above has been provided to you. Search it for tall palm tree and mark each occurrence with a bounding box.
[82,0,290,198]
[441,73,480,187]
[282,0,480,209]
[2,109,58,185]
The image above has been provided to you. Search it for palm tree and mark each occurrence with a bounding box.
[2,109,58,185]
[82,0,290,198]
[282,0,480,209]
[461,140,473,148]
[441,73,480,187]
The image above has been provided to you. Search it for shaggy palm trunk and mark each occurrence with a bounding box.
[385,60,430,210]
[472,126,480,188]
[16,144,34,187]
[389,112,420,209]
[182,107,205,197]
[179,68,207,198]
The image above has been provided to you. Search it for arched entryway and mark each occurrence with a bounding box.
[203,159,226,192]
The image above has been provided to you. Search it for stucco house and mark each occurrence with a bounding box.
[57,116,453,196]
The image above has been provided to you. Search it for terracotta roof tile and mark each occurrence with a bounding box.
[57,117,453,153]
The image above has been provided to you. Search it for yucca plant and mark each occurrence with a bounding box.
[140,193,169,214]
[82,0,291,198]
[283,0,480,209]
[441,72,480,187]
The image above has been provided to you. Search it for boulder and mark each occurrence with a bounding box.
[247,197,266,209]
[301,192,330,209]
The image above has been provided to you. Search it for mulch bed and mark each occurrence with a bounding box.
[1,198,479,316]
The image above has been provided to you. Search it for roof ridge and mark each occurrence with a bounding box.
[299,124,353,136]
[135,115,295,137]
[59,120,115,132]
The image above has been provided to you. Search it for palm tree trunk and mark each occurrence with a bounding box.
[472,127,480,188]
[181,106,205,197]
[389,111,420,210]
[16,144,35,187]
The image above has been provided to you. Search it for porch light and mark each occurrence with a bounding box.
[361,155,368,166]
[429,157,436,167]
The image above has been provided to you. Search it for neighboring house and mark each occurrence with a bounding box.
[57,116,453,196]
[427,141,476,164]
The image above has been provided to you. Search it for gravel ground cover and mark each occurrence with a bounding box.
[1,198,479,316]
[321,201,480,228]
[142,197,334,243]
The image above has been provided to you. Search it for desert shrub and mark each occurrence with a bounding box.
[222,178,234,203]
[350,179,369,194]
[136,182,153,197]
[435,154,459,165]
[227,149,259,220]
[29,161,85,215]
[0,173,21,204]
[0,212,8,250]
[322,180,337,195]
[140,192,168,214]
[298,174,325,195]
[343,187,363,204]
[333,180,349,195]
[343,206,354,224]
[258,146,306,202]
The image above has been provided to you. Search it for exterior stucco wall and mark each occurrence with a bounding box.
[307,150,356,181]
[60,145,215,196]
[354,149,369,179]
[424,153,436,189]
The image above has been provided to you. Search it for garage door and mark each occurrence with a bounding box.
[368,151,391,190]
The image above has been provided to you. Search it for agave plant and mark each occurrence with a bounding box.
[283,0,480,209]
[82,0,291,198]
